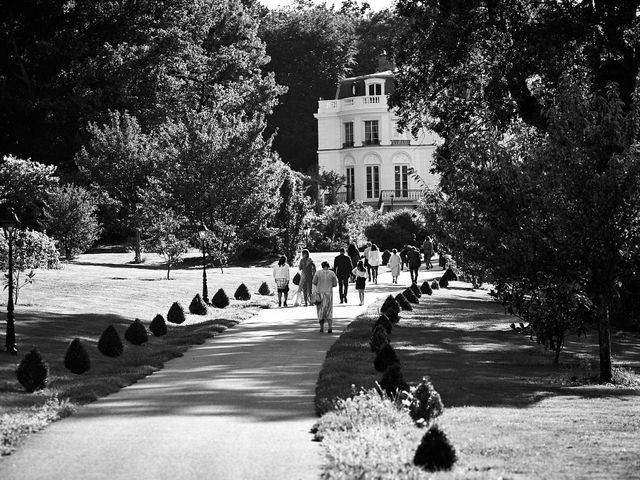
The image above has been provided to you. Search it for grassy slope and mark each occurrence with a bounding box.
[316,281,640,479]
[0,250,276,455]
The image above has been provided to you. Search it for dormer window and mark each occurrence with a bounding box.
[368,83,382,96]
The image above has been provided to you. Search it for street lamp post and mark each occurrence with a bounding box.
[198,224,209,304]
[1,208,20,355]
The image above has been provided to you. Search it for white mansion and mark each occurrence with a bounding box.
[314,69,439,210]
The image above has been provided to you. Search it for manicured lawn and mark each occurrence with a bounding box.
[0,250,276,455]
[315,280,640,479]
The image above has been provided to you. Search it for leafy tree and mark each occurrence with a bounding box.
[308,201,377,251]
[76,111,157,263]
[140,182,189,280]
[260,2,358,171]
[0,229,60,304]
[274,166,309,262]
[364,209,427,251]
[0,156,58,227]
[40,184,102,259]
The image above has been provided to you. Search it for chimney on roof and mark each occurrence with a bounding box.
[376,52,394,72]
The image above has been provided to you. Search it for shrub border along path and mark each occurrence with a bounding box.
[314,278,640,479]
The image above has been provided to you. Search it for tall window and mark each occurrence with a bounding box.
[346,166,355,202]
[368,83,382,96]
[366,165,380,199]
[394,165,408,197]
[364,120,379,145]
[344,122,354,148]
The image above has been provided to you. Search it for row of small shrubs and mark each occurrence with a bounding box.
[187,282,272,316]
[370,293,456,472]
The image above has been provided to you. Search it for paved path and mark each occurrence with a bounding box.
[0,271,403,480]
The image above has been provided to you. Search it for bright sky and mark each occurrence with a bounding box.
[259,0,395,12]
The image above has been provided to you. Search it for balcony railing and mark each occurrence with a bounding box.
[380,189,423,201]
[317,95,388,113]
[391,139,411,145]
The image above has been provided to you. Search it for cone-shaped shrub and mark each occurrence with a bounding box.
[373,314,392,334]
[64,338,91,374]
[234,283,251,301]
[439,277,449,288]
[395,293,413,311]
[379,363,409,397]
[370,325,389,353]
[374,343,400,372]
[98,325,123,357]
[258,282,271,295]
[381,295,400,315]
[167,302,186,324]
[421,281,433,295]
[384,308,400,324]
[403,288,419,304]
[442,267,458,283]
[413,425,457,471]
[408,377,444,426]
[410,282,422,298]
[212,288,230,308]
[125,319,148,345]
[431,281,440,290]
[189,293,208,315]
[16,348,49,392]
[150,314,167,337]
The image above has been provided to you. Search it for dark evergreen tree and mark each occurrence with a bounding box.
[370,325,389,353]
[395,293,413,311]
[379,363,409,398]
[150,314,168,337]
[97,325,124,357]
[212,288,230,308]
[234,283,251,301]
[410,282,422,298]
[421,281,433,295]
[374,343,399,372]
[431,281,439,290]
[189,293,208,315]
[167,302,186,324]
[16,348,49,392]
[373,314,392,334]
[64,338,91,374]
[413,425,457,471]
[381,295,400,315]
[403,288,419,304]
[258,282,271,295]
[124,319,149,346]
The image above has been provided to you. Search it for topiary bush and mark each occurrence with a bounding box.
[373,314,393,334]
[97,325,123,357]
[379,363,409,398]
[431,281,440,290]
[370,325,390,353]
[258,282,271,295]
[381,295,400,315]
[64,338,91,374]
[212,288,230,308]
[406,377,444,427]
[403,288,419,304]
[125,319,149,345]
[441,267,458,283]
[439,277,449,288]
[384,308,400,324]
[395,293,413,311]
[149,314,168,337]
[234,283,251,301]
[410,282,422,298]
[421,281,433,295]
[374,343,400,372]
[167,302,186,324]
[16,348,49,392]
[189,293,208,315]
[413,424,457,471]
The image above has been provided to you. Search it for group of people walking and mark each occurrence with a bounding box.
[272,236,436,333]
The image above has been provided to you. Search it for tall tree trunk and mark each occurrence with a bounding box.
[134,228,142,263]
[597,297,613,383]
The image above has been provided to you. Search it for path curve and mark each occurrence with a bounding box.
[0,273,400,480]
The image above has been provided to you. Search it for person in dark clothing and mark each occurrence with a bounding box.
[407,246,422,284]
[347,243,360,281]
[333,247,354,304]
[400,245,410,271]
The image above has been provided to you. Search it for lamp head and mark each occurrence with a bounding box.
[198,223,208,239]
[0,207,20,235]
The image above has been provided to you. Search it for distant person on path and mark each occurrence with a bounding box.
[422,236,434,270]
[352,260,367,305]
[298,249,316,306]
[273,255,290,307]
[363,242,372,281]
[368,244,381,284]
[388,248,401,284]
[400,245,410,271]
[407,246,421,284]
[347,243,360,281]
[312,261,338,333]
[333,247,354,304]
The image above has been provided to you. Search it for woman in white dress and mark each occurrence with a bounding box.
[312,261,338,333]
[388,248,401,284]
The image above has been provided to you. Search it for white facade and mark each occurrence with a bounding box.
[314,70,439,210]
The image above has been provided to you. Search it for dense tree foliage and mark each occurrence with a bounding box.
[391,0,640,381]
